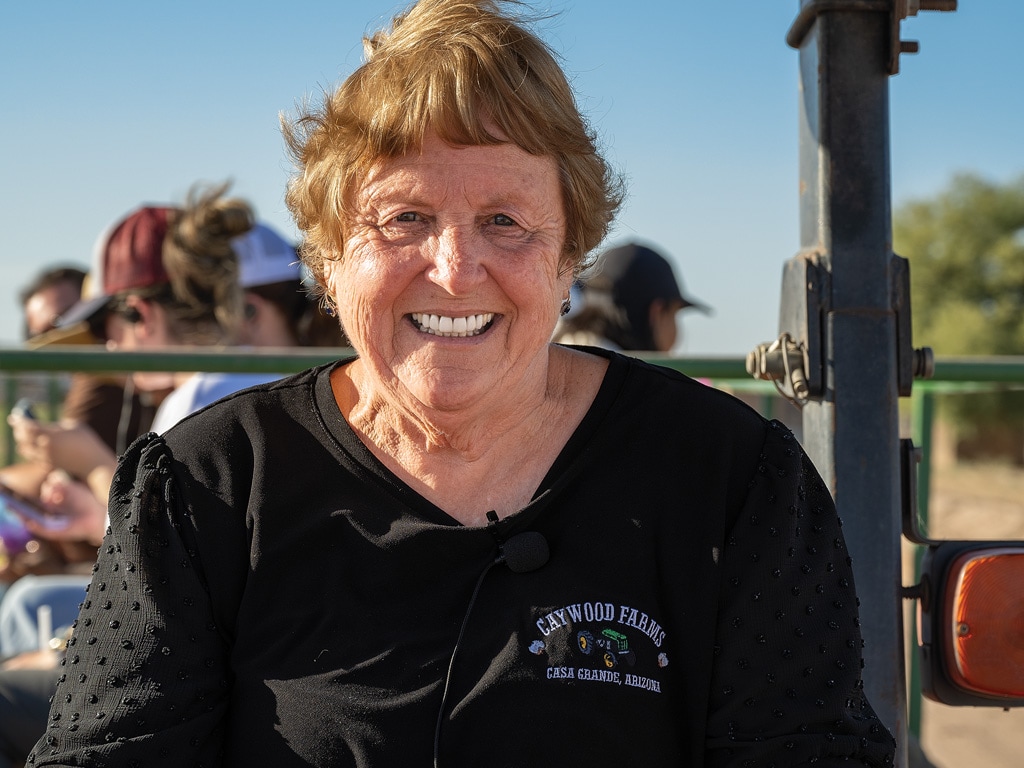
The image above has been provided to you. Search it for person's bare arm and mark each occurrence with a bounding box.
[7,416,116,503]
[0,461,53,499]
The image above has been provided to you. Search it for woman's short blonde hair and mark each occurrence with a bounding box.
[283,0,624,301]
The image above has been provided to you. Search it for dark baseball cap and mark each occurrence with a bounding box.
[591,242,710,314]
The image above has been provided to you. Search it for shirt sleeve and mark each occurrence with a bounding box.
[29,433,231,767]
[704,420,896,767]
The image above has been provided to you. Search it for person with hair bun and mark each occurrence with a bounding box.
[8,183,257,540]
[31,2,893,766]
[143,219,311,433]
[2,183,275,768]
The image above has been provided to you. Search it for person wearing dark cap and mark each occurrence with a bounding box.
[554,241,709,352]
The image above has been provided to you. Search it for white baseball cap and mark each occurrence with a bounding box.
[233,223,301,288]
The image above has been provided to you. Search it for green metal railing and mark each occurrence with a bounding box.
[6,347,1022,379]
[0,346,775,470]
[2,346,1023,739]
[4,346,1022,459]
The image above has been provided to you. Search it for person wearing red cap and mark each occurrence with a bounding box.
[1,261,172,768]
[0,185,257,767]
[8,185,250,542]
[1,257,169,663]
[2,193,336,658]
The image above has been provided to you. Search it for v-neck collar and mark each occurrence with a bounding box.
[312,348,629,530]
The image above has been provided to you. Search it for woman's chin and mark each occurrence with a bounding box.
[378,355,496,414]
[402,375,491,414]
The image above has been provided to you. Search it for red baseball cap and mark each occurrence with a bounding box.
[56,206,176,329]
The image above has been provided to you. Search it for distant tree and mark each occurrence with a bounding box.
[894,173,1024,450]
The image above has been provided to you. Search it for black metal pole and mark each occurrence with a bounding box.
[791,3,907,764]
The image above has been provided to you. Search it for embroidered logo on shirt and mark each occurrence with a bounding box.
[528,600,669,694]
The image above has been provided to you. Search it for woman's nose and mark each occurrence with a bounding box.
[427,227,486,293]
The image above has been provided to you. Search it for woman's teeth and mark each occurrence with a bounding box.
[411,313,494,337]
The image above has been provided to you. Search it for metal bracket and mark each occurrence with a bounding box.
[900,437,936,545]
[746,332,811,406]
[777,251,827,398]
[746,251,828,406]
[747,250,934,403]
[891,254,935,395]
[749,252,827,409]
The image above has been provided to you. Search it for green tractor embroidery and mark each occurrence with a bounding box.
[576,628,637,669]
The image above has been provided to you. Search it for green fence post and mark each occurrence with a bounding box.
[906,388,935,740]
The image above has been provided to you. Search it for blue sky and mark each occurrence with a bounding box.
[1,1,1020,355]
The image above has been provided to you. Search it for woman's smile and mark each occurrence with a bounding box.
[410,312,496,338]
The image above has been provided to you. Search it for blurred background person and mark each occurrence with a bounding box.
[2,187,347,658]
[1,263,166,618]
[146,219,347,429]
[2,184,249,658]
[553,241,710,352]
[20,267,86,341]
[141,221,293,431]
[8,255,168,501]
[8,184,251,562]
[0,183,255,768]
[231,225,350,350]
[236,223,319,347]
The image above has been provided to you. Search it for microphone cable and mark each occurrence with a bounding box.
[432,555,497,768]
[432,529,549,767]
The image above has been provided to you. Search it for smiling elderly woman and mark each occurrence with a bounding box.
[31,2,895,767]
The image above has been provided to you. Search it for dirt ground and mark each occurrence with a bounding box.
[909,461,1024,768]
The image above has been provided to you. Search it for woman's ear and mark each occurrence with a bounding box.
[320,260,344,317]
[322,259,341,295]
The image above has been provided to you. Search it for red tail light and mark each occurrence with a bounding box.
[944,549,1024,698]
[918,542,1024,706]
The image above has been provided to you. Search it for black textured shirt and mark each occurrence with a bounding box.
[31,351,895,767]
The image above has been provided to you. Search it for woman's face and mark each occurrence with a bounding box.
[326,132,570,413]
